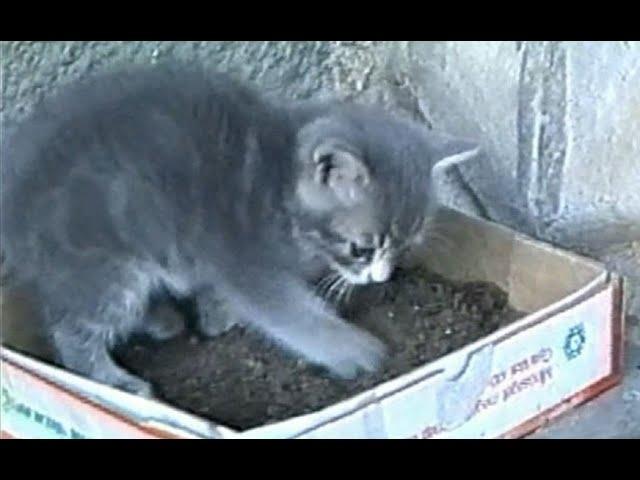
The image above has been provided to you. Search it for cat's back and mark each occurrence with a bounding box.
[2,63,261,186]
[2,62,269,199]
[0,63,269,274]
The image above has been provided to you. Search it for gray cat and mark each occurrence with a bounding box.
[1,62,478,397]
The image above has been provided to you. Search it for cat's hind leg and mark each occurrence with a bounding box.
[42,260,158,397]
[52,321,154,397]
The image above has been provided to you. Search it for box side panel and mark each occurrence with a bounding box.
[508,238,605,313]
[501,275,625,438]
[436,285,615,438]
[412,209,604,313]
[292,285,615,439]
[409,208,515,294]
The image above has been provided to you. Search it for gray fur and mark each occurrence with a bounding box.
[1,62,478,396]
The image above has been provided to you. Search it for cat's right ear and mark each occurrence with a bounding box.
[425,132,482,210]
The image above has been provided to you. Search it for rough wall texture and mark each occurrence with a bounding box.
[387,42,640,317]
[2,41,639,437]
[1,41,400,123]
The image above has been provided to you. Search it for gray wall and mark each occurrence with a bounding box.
[2,41,639,316]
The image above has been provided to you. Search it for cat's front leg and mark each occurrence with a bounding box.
[195,288,242,338]
[285,308,388,379]
[220,269,387,378]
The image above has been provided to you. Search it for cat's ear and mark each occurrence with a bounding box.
[428,133,481,175]
[311,139,370,201]
[424,132,482,211]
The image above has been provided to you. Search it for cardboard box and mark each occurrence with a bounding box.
[0,208,625,439]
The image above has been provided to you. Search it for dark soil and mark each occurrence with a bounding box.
[118,265,524,430]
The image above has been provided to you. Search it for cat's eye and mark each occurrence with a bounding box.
[349,242,375,261]
[317,154,334,185]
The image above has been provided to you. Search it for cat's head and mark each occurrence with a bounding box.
[291,103,479,286]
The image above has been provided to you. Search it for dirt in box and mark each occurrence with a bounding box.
[118,266,524,430]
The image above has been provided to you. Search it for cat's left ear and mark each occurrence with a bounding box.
[312,140,369,186]
[427,132,481,178]
[310,139,371,204]
[423,132,482,218]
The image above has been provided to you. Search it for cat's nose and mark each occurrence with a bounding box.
[369,261,393,283]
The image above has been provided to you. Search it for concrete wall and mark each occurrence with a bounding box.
[387,41,640,317]
[2,41,639,315]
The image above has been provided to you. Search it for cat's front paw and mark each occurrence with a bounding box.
[113,373,155,399]
[197,310,240,338]
[196,295,241,338]
[315,322,388,379]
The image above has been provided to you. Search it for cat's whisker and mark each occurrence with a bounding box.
[423,231,455,252]
[338,277,349,303]
[344,282,355,306]
[316,272,340,299]
[335,278,349,306]
[337,277,351,305]
[318,272,337,289]
[423,230,449,243]
[315,276,330,295]
[325,275,345,303]
[418,217,456,251]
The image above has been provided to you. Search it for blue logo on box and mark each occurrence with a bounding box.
[563,324,586,361]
